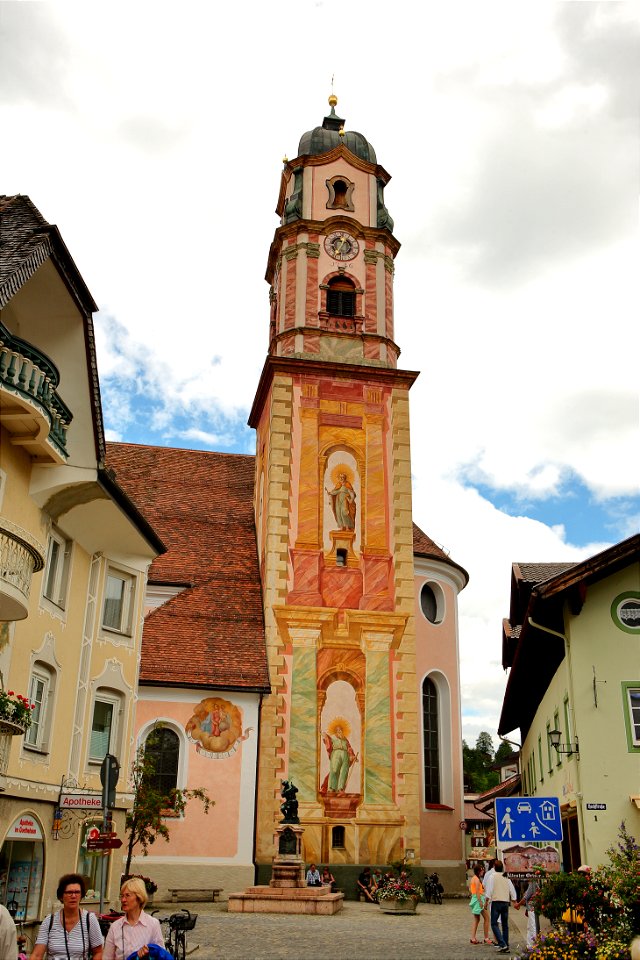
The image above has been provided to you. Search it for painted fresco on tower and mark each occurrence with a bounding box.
[186,696,253,758]
[323,453,360,554]
[319,679,361,798]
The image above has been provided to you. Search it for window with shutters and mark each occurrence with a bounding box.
[326,277,355,317]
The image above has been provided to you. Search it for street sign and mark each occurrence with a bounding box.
[495,797,563,843]
[86,836,122,851]
[586,803,606,810]
[60,794,103,810]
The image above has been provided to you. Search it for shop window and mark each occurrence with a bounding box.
[102,567,136,636]
[0,814,44,920]
[42,528,71,609]
[144,727,180,798]
[422,677,440,804]
[24,662,56,752]
[76,820,105,900]
[89,690,122,763]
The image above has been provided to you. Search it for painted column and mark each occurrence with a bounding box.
[362,632,393,804]
[295,390,320,548]
[363,410,387,553]
[288,629,320,800]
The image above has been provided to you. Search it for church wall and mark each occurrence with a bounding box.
[132,688,261,897]
[414,559,467,892]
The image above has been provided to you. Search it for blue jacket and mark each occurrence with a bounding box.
[126,944,174,960]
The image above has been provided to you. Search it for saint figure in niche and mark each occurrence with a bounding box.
[325,468,356,531]
[321,718,358,795]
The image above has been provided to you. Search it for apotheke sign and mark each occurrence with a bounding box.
[7,815,43,840]
[60,794,103,809]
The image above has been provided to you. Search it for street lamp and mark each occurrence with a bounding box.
[548,729,579,758]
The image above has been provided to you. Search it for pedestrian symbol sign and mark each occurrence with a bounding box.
[495,797,563,843]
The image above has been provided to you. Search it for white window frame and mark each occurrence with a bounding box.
[101,566,136,637]
[42,527,71,610]
[24,666,52,752]
[88,690,122,764]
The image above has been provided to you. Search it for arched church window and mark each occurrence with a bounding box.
[327,277,355,318]
[422,677,440,804]
[144,726,180,798]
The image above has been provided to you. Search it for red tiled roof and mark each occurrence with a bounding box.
[412,523,469,586]
[106,443,269,691]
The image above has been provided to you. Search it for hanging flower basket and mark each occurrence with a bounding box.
[0,688,34,735]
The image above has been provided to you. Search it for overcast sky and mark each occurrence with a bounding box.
[2,1,638,749]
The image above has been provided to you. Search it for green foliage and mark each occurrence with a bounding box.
[463,732,500,793]
[515,823,640,960]
[494,740,516,765]
[124,746,212,876]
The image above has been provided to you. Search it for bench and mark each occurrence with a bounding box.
[168,888,223,903]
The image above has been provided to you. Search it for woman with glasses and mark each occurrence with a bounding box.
[103,878,164,960]
[30,873,103,959]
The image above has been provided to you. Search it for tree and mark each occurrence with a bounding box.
[124,745,212,877]
[462,732,499,793]
[494,740,516,766]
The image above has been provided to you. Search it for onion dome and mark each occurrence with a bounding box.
[298,95,377,163]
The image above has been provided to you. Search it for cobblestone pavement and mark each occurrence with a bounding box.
[154,898,537,960]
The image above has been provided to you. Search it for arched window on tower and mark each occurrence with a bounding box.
[144,726,180,798]
[422,677,440,804]
[327,276,355,318]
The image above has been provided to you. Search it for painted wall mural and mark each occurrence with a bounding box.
[186,697,253,759]
[322,451,361,556]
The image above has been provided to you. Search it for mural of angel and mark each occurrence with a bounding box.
[186,696,252,757]
[321,718,358,795]
[325,468,356,531]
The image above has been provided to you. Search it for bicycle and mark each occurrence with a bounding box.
[153,908,198,959]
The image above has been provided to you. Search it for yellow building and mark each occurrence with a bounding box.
[498,535,640,869]
[0,195,163,927]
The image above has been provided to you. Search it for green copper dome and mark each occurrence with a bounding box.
[298,102,377,164]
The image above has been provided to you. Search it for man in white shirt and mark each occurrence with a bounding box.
[486,860,518,953]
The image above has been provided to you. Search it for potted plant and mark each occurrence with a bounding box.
[0,688,34,735]
[376,869,423,914]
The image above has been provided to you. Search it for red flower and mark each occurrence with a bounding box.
[8,691,14,696]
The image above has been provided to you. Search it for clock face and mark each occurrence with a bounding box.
[325,230,359,261]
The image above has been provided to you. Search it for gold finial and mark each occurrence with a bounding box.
[329,93,338,108]
[282,155,289,164]
[338,126,345,138]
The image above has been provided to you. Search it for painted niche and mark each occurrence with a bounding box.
[186,696,253,759]
[323,450,360,556]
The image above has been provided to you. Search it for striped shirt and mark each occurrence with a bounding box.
[35,909,103,959]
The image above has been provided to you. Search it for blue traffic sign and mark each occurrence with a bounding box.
[495,797,563,843]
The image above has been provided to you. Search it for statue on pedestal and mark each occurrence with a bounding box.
[280,779,299,824]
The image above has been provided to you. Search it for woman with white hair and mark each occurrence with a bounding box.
[103,878,164,960]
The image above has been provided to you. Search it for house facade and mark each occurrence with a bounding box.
[498,535,640,869]
[0,196,163,924]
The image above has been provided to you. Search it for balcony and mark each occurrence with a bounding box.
[0,521,45,621]
[0,321,73,463]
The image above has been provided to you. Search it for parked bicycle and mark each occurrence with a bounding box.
[424,872,443,904]
[152,908,198,959]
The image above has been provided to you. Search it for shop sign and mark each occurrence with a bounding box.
[60,794,103,810]
[6,815,43,840]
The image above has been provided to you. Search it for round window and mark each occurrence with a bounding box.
[611,592,640,634]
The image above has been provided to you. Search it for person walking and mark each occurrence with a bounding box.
[0,903,17,960]
[103,877,164,960]
[484,860,518,953]
[468,864,492,945]
[30,873,103,959]
[516,877,540,948]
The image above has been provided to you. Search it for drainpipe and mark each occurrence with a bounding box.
[527,617,587,864]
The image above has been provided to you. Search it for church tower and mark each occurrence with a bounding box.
[249,96,421,869]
